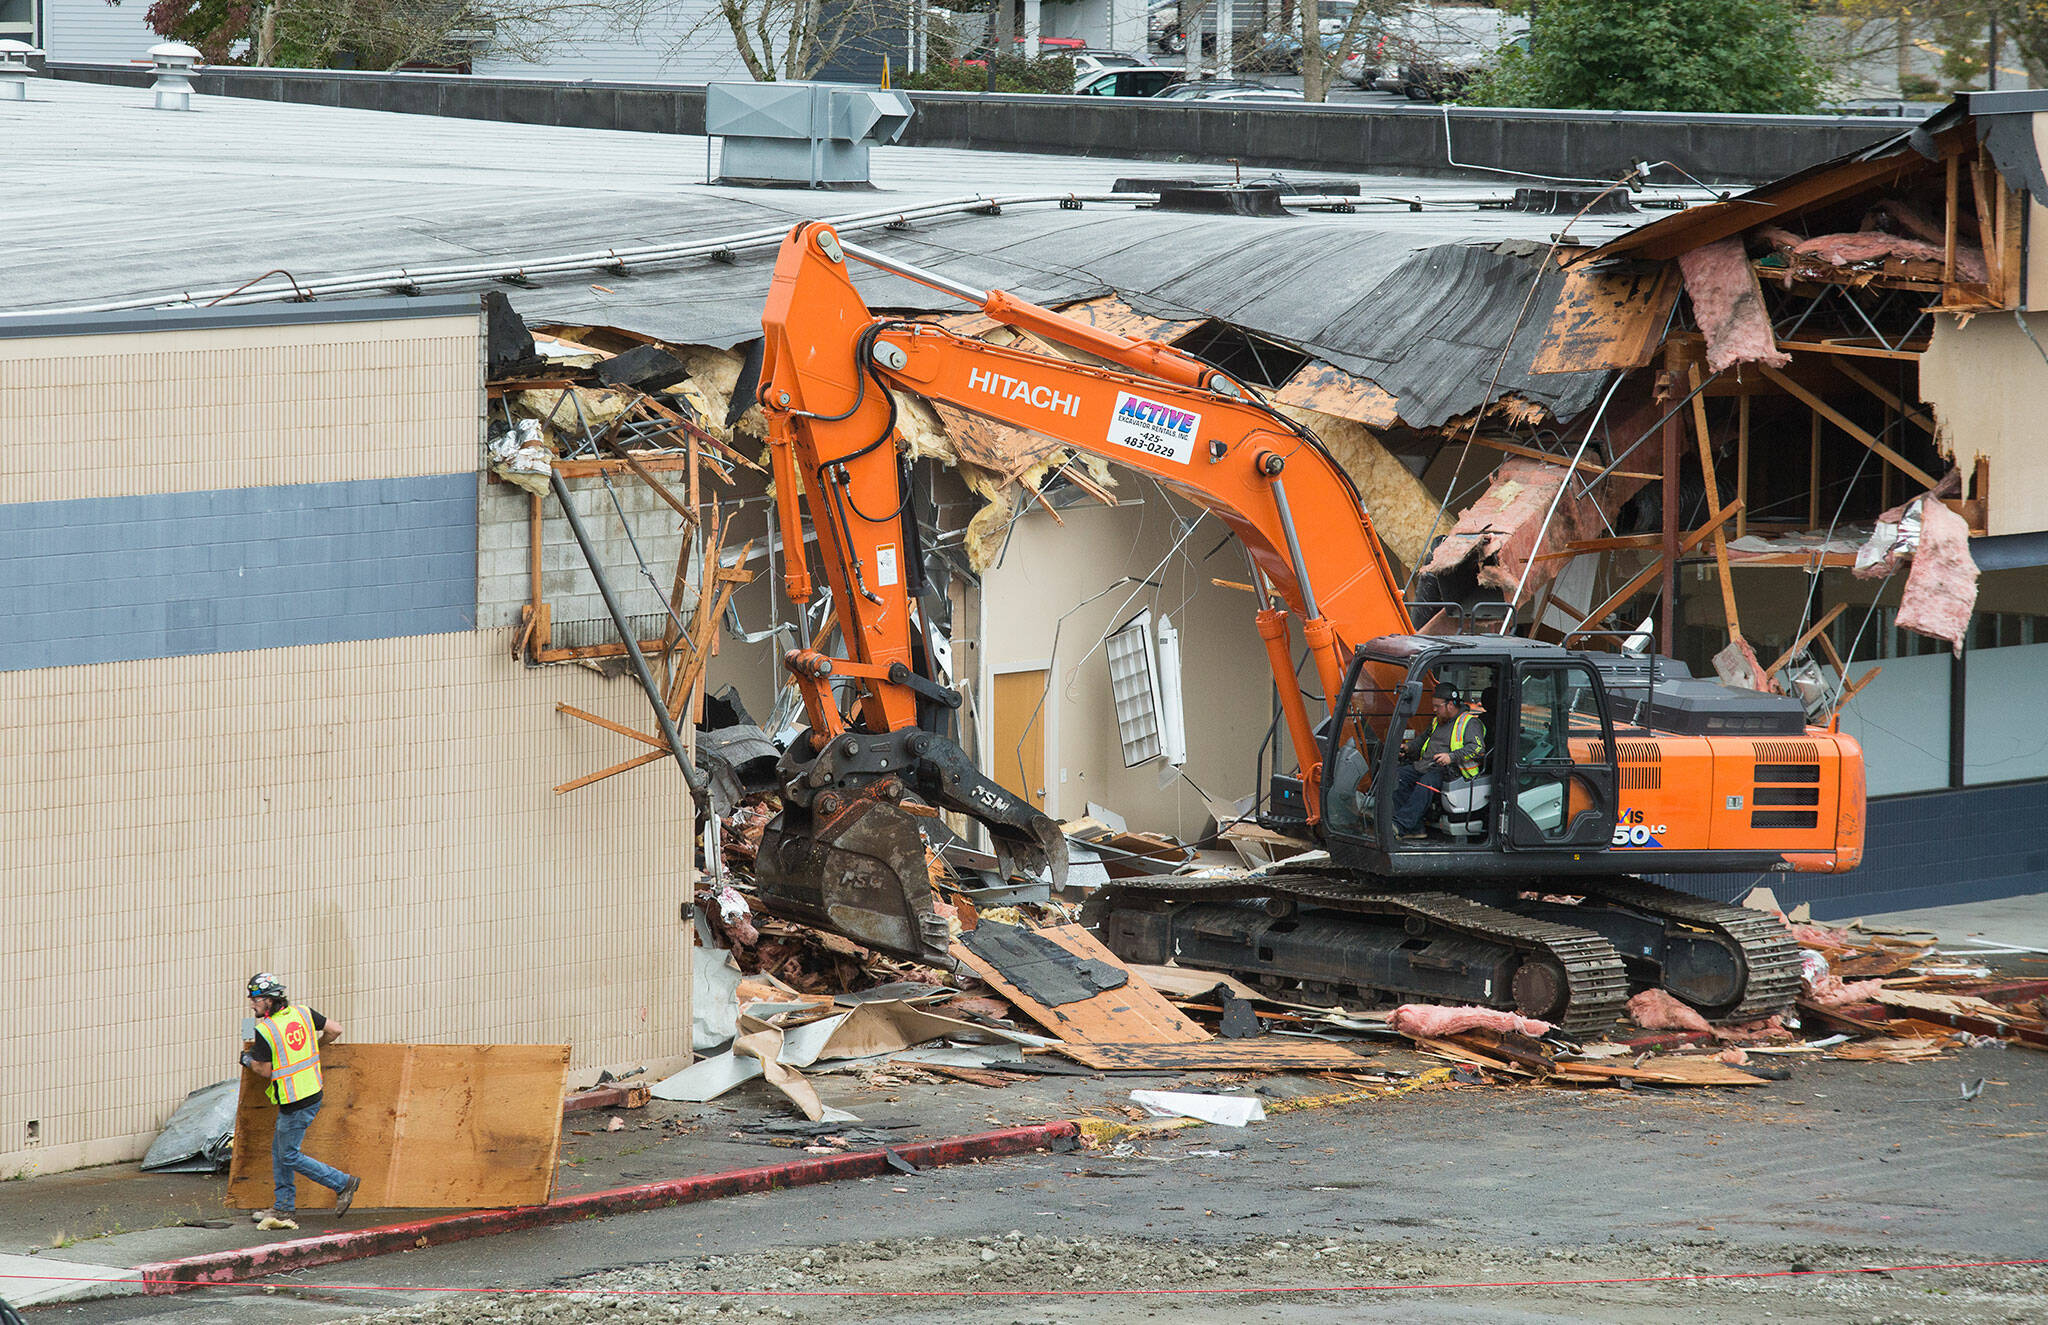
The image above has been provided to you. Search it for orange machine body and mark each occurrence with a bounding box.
[758,221,1865,879]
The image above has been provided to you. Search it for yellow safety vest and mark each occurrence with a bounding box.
[1427,713,1484,780]
[257,1004,323,1105]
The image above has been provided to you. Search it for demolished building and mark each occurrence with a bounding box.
[4,74,2045,1178]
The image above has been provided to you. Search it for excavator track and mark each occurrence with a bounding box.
[1094,873,1631,1038]
[1575,876,1804,1021]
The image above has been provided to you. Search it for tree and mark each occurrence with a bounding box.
[1466,0,1823,114]
[137,0,657,71]
[1297,0,1397,104]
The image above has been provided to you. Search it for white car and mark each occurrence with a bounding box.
[1072,49,1152,82]
[1154,79,1306,103]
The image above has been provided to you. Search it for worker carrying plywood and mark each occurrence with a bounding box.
[239,973,360,1231]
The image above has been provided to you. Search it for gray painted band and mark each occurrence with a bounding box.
[0,294,479,341]
[0,474,479,671]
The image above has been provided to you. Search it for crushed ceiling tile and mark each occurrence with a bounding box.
[1712,637,1779,694]
[1273,361,1399,429]
[1677,238,1790,375]
[1530,262,1680,375]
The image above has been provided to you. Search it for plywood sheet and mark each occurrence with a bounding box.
[951,923,1208,1046]
[1531,262,1680,375]
[1044,1040,1374,1070]
[229,1043,570,1210]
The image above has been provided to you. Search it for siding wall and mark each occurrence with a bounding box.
[38,0,159,63]
[0,302,696,1177]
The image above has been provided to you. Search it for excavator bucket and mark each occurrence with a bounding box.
[751,729,1069,966]
[755,791,951,965]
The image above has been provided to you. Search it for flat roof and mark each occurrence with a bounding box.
[1,76,1708,427]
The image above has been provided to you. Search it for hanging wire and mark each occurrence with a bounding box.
[1404,169,1649,596]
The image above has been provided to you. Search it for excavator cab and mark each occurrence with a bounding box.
[1319,637,1621,872]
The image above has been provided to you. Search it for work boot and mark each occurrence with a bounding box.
[250,1208,279,1224]
[333,1175,362,1219]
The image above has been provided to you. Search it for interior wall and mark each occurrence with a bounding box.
[979,489,1270,838]
[1919,315,2048,536]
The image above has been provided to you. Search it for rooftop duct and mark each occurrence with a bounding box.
[706,83,913,189]
[0,40,39,101]
[149,42,201,112]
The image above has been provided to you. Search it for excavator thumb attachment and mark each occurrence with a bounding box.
[751,728,1068,966]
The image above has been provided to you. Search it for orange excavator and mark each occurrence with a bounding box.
[745,221,1865,1032]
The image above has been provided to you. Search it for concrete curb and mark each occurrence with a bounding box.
[132,1121,1080,1297]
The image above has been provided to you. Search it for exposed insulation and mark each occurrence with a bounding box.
[1677,238,1790,375]
[1758,226,1988,285]
[1627,988,1714,1034]
[1895,498,1979,655]
[1420,458,1644,602]
[1387,1004,1553,1038]
[1854,484,1980,656]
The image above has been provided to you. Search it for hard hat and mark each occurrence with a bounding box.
[247,972,286,1000]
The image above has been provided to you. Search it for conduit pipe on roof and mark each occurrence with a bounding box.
[28,192,1373,318]
[29,195,1127,317]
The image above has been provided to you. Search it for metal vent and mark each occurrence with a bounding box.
[1753,740,1819,762]
[1621,766,1662,790]
[1754,787,1820,807]
[1751,809,1820,829]
[1754,763,1821,784]
[1616,741,1663,762]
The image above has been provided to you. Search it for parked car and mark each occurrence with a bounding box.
[1075,66,1186,98]
[1153,78,1306,102]
[1377,3,1527,101]
[1072,49,1155,84]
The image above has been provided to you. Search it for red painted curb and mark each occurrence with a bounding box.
[135,1121,1080,1296]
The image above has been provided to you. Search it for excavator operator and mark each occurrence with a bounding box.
[1394,686,1486,837]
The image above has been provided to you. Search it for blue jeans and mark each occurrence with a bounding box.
[1394,762,1441,831]
[271,1096,352,1214]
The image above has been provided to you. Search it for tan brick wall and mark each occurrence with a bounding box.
[0,630,696,1177]
[0,314,482,504]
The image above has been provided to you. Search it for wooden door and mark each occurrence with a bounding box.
[992,668,1050,811]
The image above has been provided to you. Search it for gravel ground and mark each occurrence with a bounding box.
[331,1231,2048,1324]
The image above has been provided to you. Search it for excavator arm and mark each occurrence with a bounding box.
[760,222,1412,816]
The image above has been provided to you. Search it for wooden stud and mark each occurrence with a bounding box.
[1943,154,1959,285]
[1809,409,1822,528]
[550,454,697,479]
[618,450,699,526]
[1837,665,1884,707]
[1564,500,1743,644]
[1765,603,1849,680]
[1760,364,1940,493]
[1830,359,1936,437]
[1687,362,1741,643]
[1465,434,1660,482]
[557,702,665,750]
[1971,152,2003,297]
[555,748,668,795]
[1736,394,1750,539]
